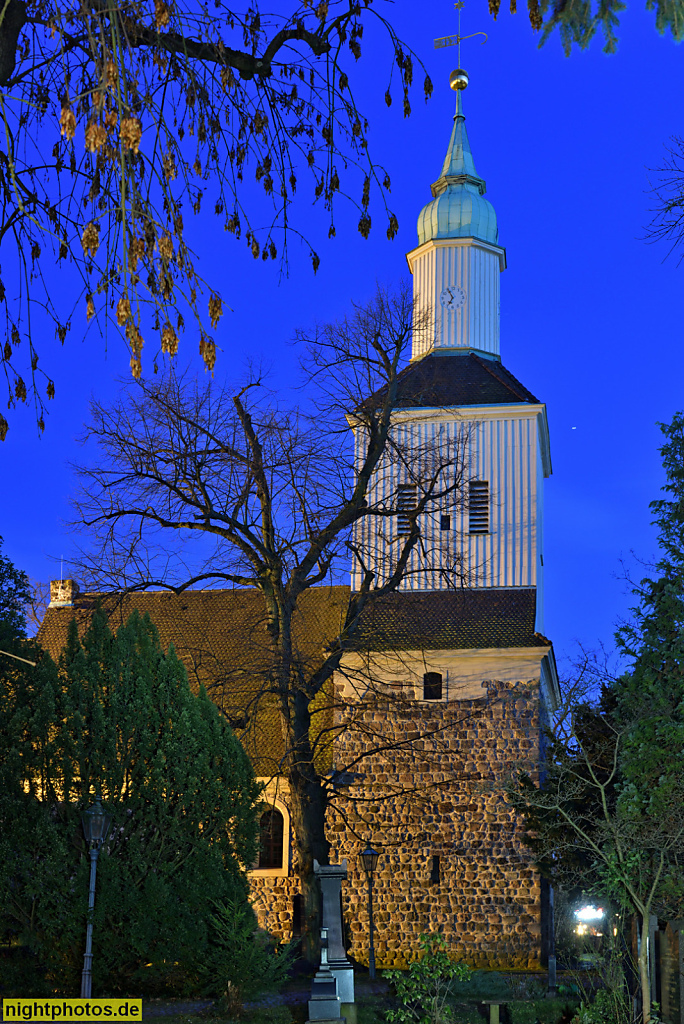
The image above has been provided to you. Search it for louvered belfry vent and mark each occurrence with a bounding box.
[397,484,418,536]
[468,480,489,534]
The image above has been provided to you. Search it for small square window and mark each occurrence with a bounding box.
[440,514,451,531]
[423,672,442,700]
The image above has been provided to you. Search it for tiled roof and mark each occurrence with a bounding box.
[38,586,350,777]
[37,585,548,773]
[353,588,548,652]
[363,352,540,411]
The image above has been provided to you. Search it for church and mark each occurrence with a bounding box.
[39,69,558,971]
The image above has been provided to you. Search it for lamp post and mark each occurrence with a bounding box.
[360,843,380,980]
[80,796,112,998]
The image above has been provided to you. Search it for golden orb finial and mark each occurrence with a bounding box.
[449,68,469,91]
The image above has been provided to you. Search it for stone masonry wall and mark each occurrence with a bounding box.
[329,678,543,970]
[248,678,544,970]
[249,874,301,941]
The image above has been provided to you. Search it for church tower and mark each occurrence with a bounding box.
[410,84,504,362]
[352,72,553,637]
[336,72,560,971]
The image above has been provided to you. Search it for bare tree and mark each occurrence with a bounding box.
[512,682,684,1024]
[646,136,684,264]
[25,579,50,635]
[0,0,433,437]
[69,283,506,958]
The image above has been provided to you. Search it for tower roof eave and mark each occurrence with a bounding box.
[406,235,506,274]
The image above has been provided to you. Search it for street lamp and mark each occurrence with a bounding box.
[360,843,380,980]
[80,796,112,998]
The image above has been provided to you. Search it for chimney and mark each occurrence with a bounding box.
[49,579,80,608]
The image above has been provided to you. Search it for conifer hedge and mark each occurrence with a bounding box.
[0,602,265,996]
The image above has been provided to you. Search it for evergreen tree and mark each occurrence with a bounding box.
[0,541,62,992]
[605,413,684,1018]
[512,412,684,1023]
[0,535,32,648]
[1,607,263,996]
[615,411,684,823]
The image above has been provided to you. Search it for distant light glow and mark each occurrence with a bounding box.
[575,905,604,922]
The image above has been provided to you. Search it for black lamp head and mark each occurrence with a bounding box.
[82,796,112,847]
[360,843,380,878]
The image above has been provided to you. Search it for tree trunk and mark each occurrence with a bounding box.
[639,913,652,1023]
[299,855,321,966]
[283,682,331,965]
[0,0,27,86]
[288,767,331,964]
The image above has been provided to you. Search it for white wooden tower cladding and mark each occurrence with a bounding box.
[408,87,505,361]
[351,78,552,633]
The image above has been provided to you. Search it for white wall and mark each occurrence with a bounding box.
[408,238,505,359]
[351,405,548,593]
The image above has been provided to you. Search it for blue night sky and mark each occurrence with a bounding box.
[2,0,683,674]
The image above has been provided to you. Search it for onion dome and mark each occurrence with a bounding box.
[416,84,498,246]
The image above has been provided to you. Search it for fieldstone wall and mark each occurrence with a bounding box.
[248,678,545,970]
[330,677,544,969]
[249,874,301,941]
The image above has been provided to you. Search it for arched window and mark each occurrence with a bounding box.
[423,672,443,701]
[258,806,284,869]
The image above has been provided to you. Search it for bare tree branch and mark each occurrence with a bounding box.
[0,0,433,435]
[67,283,502,958]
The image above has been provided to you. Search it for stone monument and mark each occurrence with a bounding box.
[306,927,345,1024]
[314,858,355,1021]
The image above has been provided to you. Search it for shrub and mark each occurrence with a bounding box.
[384,933,472,1024]
[571,988,633,1024]
[199,898,296,1006]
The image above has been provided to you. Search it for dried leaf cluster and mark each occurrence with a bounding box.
[0,0,430,435]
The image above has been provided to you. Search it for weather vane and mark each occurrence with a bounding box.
[434,1,488,86]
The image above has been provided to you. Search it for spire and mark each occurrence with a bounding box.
[431,88,486,199]
[416,71,498,247]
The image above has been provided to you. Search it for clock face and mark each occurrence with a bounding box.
[440,286,466,312]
